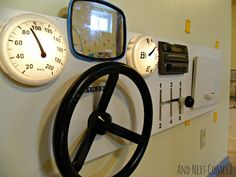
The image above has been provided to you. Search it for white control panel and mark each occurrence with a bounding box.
[192,56,220,109]
[0,8,221,177]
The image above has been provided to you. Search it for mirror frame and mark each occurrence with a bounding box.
[67,0,127,62]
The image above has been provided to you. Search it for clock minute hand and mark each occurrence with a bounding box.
[148,46,157,56]
[30,28,47,58]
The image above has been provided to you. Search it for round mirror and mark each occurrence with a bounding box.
[68,0,126,61]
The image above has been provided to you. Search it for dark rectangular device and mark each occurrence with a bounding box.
[158,41,189,75]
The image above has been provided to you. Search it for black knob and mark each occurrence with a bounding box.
[166,63,172,72]
[184,96,194,108]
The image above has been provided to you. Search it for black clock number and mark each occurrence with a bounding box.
[53,36,61,43]
[16,53,24,59]
[15,40,23,46]
[22,30,30,35]
[55,57,62,64]
[45,28,53,34]
[26,64,33,69]
[31,25,42,31]
[57,47,64,53]
[45,64,54,70]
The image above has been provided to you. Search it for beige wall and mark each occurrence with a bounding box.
[0,0,68,16]
[0,0,231,177]
[232,0,236,69]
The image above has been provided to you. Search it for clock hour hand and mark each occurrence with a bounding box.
[30,28,47,58]
[148,46,157,56]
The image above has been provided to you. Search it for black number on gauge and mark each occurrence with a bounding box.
[31,25,42,31]
[45,64,54,70]
[53,36,61,43]
[16,53,24,59]
[22,30,30,35]
[55,57,62,64]
[26,64,33,69]
[57,47,64,53]
[15,40,23,46]
[45,28,53,34]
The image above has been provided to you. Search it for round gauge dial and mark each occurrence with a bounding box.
[0,14,67,86]
[126,35,158,77]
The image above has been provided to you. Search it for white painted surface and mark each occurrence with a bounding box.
[192,56,220,109]
[0,7,222,177]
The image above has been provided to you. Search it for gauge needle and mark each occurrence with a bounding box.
[30,28,47,58]
[148,46,157,56]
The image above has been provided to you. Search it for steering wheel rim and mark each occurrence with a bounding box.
[53,62,153,177]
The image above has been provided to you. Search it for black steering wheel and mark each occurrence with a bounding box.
[53,62,153,177]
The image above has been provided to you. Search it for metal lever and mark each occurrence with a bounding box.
[161,96,194,108]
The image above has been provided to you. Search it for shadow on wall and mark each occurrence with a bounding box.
[58,7,68,18]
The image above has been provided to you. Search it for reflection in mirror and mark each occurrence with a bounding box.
[71,1,126,60]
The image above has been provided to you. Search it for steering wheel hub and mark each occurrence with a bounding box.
[88,112,112,135]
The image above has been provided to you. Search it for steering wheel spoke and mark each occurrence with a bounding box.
[96,73,119,113]
[72,128,96,172]
[109,123,144,144]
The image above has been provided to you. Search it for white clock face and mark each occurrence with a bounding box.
[126,35,158,77]
[0,14,67,86]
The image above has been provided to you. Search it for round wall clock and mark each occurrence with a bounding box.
[0,14,67,86]
[126,35,159,77]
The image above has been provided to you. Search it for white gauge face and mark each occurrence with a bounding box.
[0,14,67,86]
[126,35,158,77]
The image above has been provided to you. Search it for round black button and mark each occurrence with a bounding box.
[166,63,172,72]
[185,96,195,107]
